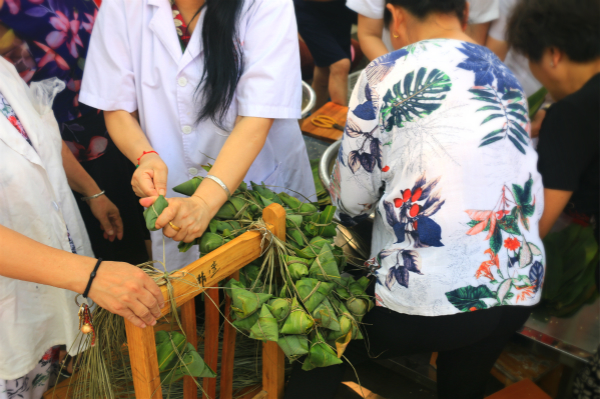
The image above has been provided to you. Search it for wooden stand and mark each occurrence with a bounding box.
[127,203,287,399]
[46,204,287,399]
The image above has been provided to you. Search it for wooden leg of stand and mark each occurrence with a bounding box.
[203,287,220,399]
[220,272,240,399]
[181,299,198,399]
[125,319,163,399]
[262,341,285,399]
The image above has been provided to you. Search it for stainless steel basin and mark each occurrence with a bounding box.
[301,81,316,119]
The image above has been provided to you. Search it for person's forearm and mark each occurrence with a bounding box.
[104,110,154,164]
[61,141,102,197]
[0,224,94,294]
[465,22,491,45]
[486,36,509,61]
[193,116,273,214]
[357,15,389,61]
[359,34,389,61]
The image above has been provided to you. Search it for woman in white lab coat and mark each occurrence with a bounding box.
[80,0,316,271]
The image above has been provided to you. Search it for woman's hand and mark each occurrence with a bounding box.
[132,153,168,198]
[87,261,165,328]
[87,195,124,242]
[140,195,211,243]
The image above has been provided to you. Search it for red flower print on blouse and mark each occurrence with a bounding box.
[504,237,521,251]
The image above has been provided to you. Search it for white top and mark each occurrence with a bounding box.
[346,0,393,53]
[80,0,316,271]
[468,0,500,24]
[0,59,92,380]
[488,0,542,97]
[346,0,500,55]
[331,40,545,316]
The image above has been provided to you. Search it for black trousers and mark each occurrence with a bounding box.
[284,305,533,399]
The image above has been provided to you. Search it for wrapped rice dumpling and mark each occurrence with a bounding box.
[156,331,187,373]
[249,305,279,342]
[346,297,372,319]
[286,256,310,281]
[160,342,216,384]
[267,298,292,324]
[199,232,226,254]
[308,243,341,282]
[302,331,343,371]
[172,177,202,196]
[280,298,314,335]
[296,278,334,312]
[227,281,272,319]
[278,335,309,361]
[312,298,341,331]
[143,195,169,231]
[232,311,260,332]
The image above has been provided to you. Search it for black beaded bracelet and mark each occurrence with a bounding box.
[83,258,103,299]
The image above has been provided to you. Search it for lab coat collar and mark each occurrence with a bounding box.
[148,0,183,65]
[0,64,44,168]
[147,0,204,71]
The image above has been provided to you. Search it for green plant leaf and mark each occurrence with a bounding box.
[507,135,526,154]
[527,87,547,118]
[381,67,451,131]
[480,114,505,125]
[481,128,505,140]
[479,136,504,147]
[498,215,521,235]
[489,225,503,255]
[477,105,502,112]
[445,285,495,312]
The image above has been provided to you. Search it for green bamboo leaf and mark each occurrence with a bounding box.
[509,128,529,145]
[469,88,495,98]
[507,103,527,113]
[479,136,504,147]
[527,87,547,118]
[480,114,505,125]
[477,105,502,112]
[481,128,505,140]
[508,135,526,154]
[508,111,528,123]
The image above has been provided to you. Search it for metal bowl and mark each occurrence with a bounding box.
[318,140,373,262]
[301,81,316,119]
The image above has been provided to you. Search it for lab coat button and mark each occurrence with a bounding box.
[188,167,198,175]
[52,201,59,211]
[182,125,192,134]
[178,77,188,87]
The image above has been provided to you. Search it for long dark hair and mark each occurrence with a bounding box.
[384,0,466,27]
[196,0,245,127]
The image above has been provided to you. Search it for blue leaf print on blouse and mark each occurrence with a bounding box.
[352,101,376,120]
[456,42,522,93]
[365,48,409,83]
[529,261,544,293]
[416,216,444,247]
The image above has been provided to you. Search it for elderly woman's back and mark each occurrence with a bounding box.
[333,39,545,316]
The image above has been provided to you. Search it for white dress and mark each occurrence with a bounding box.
[0,58,91,381]
[80,0,316,271]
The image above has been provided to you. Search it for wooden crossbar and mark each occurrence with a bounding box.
[126,203,287,399]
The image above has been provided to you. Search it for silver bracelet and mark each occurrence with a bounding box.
[81,190,106,201]
[205,175,231,198]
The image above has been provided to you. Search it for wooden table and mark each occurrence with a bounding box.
[301,102,348,143]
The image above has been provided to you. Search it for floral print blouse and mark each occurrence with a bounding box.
[0,0,109,163]
[331,39,546,316]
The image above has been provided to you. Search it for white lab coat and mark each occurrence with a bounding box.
[0,59,91,380]
[80,0,316,271]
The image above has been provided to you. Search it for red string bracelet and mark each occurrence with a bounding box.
[137,150,159,166]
